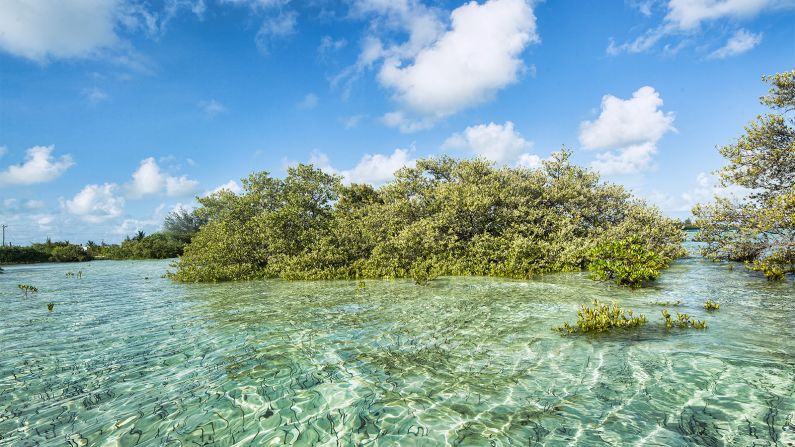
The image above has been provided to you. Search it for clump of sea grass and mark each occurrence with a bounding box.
[556,299,647,335]
[18,284,38,297]
[47,302,54,312]
[704,300,720,311]
[661,309,706,329]
[653,300,682,306]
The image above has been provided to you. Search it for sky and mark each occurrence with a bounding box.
[0,0,793,244]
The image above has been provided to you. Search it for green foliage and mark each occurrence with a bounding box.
[587,237,668,287]
[694,69,795,280]
[47,302,54,312]
[653,300,682,306]
[104,233,185,260]
[0,246,51,264]
[555,300,647,335]
[172,151,685,283]
[661,309,707,329]
[18,284,38,297]
[163,208,208,243]
[704,300,720,311]
[50,244,93,262]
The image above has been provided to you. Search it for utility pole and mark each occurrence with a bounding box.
[1,224,6,247]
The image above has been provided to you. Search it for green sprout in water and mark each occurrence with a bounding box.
[653,300,682,306]
[555,299,647,335]
[661,309,707,329]
[704,300,720,311]
[18,284,38,297]
[47,302,54,312]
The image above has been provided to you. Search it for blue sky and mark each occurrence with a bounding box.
[0,0,793,244]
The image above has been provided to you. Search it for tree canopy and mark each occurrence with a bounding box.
[693,69,795,280]
[172,150,685,284]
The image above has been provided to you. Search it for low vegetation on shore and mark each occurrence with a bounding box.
[0,209,204,264]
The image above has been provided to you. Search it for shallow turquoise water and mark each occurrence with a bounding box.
[1,251,794,446]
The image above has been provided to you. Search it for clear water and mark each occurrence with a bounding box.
[1,248,794,446]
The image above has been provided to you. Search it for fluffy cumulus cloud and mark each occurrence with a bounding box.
[0,0,205,63]
[443,121,537,165]
[129,157,199,198]
[579,86,675,175]
[166,176,200,197]
[0,0,119,61]
[580,87,675,149]
[206,180,242,195]
[709,28,763,59]
[0,145,74,186]
[608,0,786,57]
[378,0,538,129]
[64,183,125,223]
[296,148,416,186]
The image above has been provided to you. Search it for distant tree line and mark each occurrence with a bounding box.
[0,208,206,265]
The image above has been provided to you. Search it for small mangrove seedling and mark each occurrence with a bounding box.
[662,309,707,329]
[653,300,682,306]
[18,284,38,297]
[47,302,54,312]
[77,270,82,278]
[555,299,647,335]
[66,272,75,278]
[704,300,720,311]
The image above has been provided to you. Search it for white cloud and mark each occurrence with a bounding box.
[206,180,242,195]
[297,148,416,185]
[708,28,762,59]
[580,86,675,149]
[680,171,748,209]
[341,114,365,129]
[83,86,109,105]
[318,35,346,59]
[590,142,658,176]
[443,121,534,164]
[579,86,675,175]
[608,0,788,56]
[377,0,538,125]
[516,153,542,169]
[607,27,668,55]
[35,214,55,227]
[342,149,416,185]
[665,0,787,30]
[0,145,74,186]
[166,176,199,197]
[64,183,125,223]
[296,93,319,110]
[0,0,119,61]
[25,199,45,209]
[129,157,198,198]
[381,111,436,133]
[129,157,165,197]
[255,10,297,53]
[198,99,227,117]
